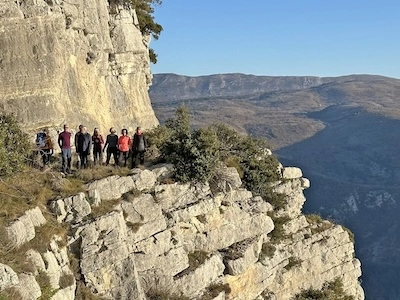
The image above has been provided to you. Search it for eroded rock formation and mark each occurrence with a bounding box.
[0,163,364,299]
[0,0,158,132]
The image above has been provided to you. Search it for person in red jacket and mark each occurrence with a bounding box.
[118,128,131,167]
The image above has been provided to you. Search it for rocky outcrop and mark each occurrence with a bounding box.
[0,163,364,299]
[0,0,158,133]
[5,207,47,248]
[2,165,363,299]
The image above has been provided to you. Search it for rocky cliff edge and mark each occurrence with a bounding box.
[0,163,364,300]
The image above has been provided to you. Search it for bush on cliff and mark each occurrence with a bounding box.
[147,106,281,187]
[293,278,354,300]
[0,114,31,177]
[154,106,220,183]
[130,0,163,63]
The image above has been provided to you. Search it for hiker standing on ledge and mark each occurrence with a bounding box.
[92,128,104,165]
[104,127,119,166]
[76,125,92,169]
[41,128,53,166]
[131,126,148,168]
[58,124,72,174]
[118,128,131,167]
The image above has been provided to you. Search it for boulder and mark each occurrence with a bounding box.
[0,263,19,291]
[6,207,46,248]
[14,273,41,300]
[173,254,225,298]
[84,175,135,200]
[210,166,242,194]
[131,169,157,191]
[282,167,303,180]
[49,192,91,223]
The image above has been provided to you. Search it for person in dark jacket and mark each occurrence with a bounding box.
[131,126,148,168]
[74,124,83,168]
[76,125,92,169]
[103,127,119,166]
[40,128,54,167]
[92,128,104,165]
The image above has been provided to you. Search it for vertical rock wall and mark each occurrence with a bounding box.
[0,0,159,133]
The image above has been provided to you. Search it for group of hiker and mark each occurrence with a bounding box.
[37,124,148,174]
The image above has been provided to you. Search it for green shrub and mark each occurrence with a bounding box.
[36,271,57,300]
[293,278,354,300]
[268,214,290,244]
[152,107,280,189]
[0,114,31,177]
[284,256,302,271]
[306,214,334,235]
[111,0,163,64]
[160,106,220,183]
[306,214,324,224]
[146,290,188,300]
[146,125,173,161]
[200,283,231,300]
[260,242,276,259]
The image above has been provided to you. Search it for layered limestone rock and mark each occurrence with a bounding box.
[0,164,364,299]
[0,236,76,300]
[0,0,158,133]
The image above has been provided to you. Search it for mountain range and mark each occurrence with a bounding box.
[149,73,400,299]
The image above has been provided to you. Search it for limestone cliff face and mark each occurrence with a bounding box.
[0,164,364,299]
[0,0,158,132]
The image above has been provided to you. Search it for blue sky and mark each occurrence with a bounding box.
[150,0,400,79]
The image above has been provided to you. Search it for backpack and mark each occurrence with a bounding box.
[36,132,46,148]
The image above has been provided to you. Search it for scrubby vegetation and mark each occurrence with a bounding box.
[0,114,31,177]
[147,105,281,190]
[111,0,163,63]
[284,256,303,271]
[292,278,355,300]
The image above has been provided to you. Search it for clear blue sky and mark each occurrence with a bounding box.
[150,0,400,79]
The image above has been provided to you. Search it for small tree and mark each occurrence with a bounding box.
[161,106,220,183]
[149,107,280,188]
[130,0,163,64]
[0,114,31,176]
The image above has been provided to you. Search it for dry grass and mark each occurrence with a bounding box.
[0,169,54,225]
[146,288,188,300]
[90,198,121,219]
[200,283,231,300]
[0,163,135,227]
[174,250,210,279]
[0,216,67,273]
[0,287,23,300]
[306,214,334,235]
[0,163,143,298]
[59,272,75,289]
[36,271,57,300]
[73,165,131,183]
[221,237,257,260]
[75,282,107,300]
[122,189,142,201]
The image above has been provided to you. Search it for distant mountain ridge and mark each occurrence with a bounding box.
[150,72,397,103]
[149,72,400,299]
[150,73,400,149]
